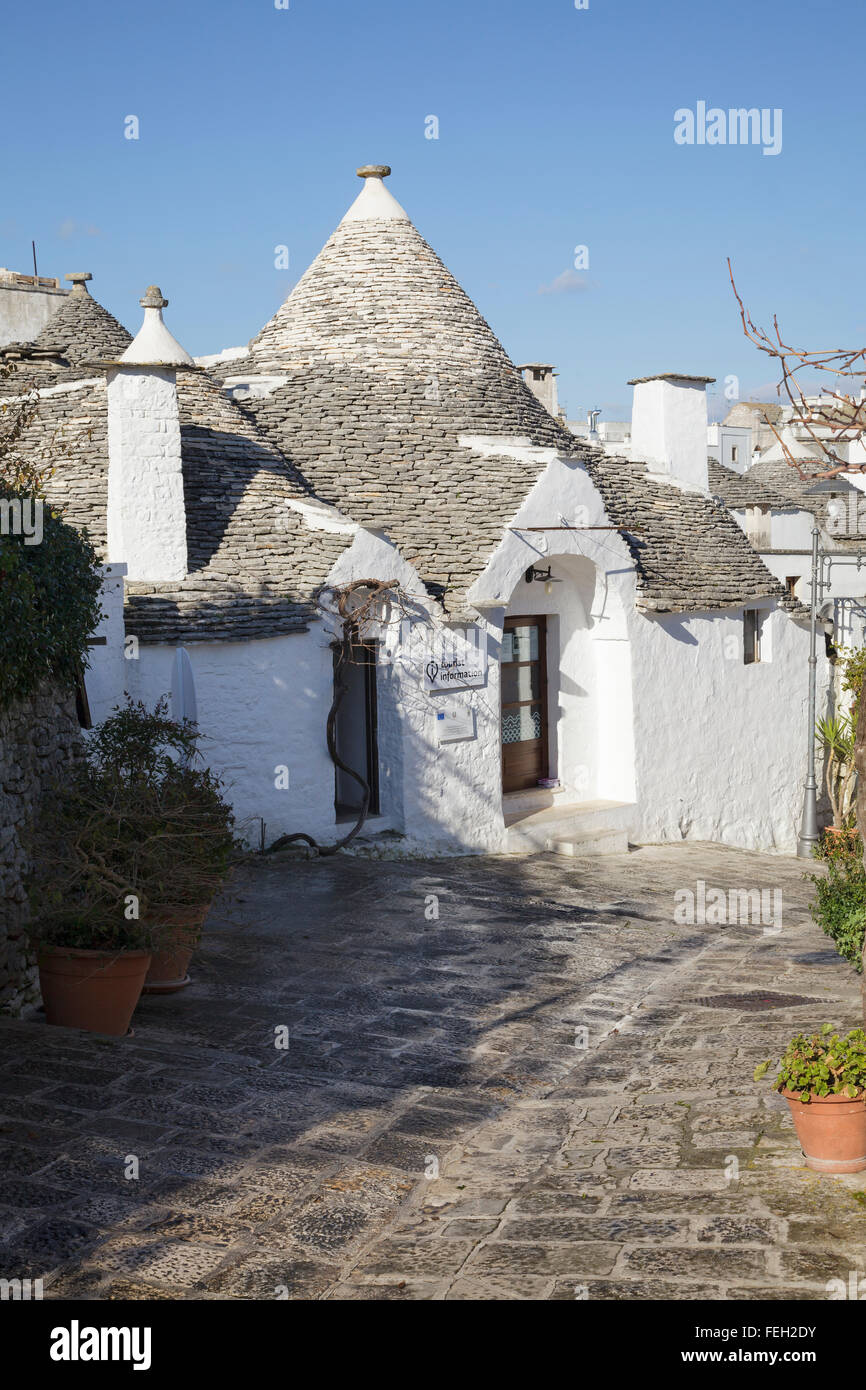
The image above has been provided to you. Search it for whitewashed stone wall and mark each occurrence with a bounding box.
[630,606,826,852]
[93,450,827,858]
[81,563,128,726]
[123,633,338,850]
[106,367,187,582]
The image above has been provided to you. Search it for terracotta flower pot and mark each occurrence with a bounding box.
[782,1088,866,1173]
[143,905,209,995]
[38,947,152,1036]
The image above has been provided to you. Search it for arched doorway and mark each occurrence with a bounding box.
[501,553,636,823]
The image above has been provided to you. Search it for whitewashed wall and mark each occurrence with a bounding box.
[122,632,337,849]
[88,448,828,857]
[629,605,825,851]
[83,563,128,727]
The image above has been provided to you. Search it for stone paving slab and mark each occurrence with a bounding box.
[0,842,864,1301]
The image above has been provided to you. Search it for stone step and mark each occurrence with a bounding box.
[551,828,630,857]
[504,798,635,853]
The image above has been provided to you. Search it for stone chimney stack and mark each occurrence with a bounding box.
[106,286,194,582]
[628,372,714,492]
[519,364,559,419]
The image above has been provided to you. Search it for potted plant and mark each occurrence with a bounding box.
[816,711,857,832]
[26,759,158,1037]
[128,708,236,994]
[26,699,237,1028]
[754,1025,866,1173]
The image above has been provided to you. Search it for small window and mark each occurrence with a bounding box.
[744,609,763,664]
[785,575,799,597]
[731,446,738,464]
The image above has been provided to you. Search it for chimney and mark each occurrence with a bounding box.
[628,372,715,492]
[106,286,194,582]
[519,363,559,418]
[65,271,93,296]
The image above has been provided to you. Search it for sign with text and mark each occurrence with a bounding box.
[419,626,487,691]
[436,705,476,743]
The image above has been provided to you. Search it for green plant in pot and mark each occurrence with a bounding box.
[92,699,237,994]
[816,710,857,832]
[27,759,163,1037]
[27,699,237,1030]
[754,1025,866,1173]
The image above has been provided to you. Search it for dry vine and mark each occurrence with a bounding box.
[729,259,866,480]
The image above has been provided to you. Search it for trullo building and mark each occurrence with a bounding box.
[3,166,825,855]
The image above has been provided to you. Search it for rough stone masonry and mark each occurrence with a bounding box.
[0,683,81,1015]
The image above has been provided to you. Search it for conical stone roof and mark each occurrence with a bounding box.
[1,274,131,368]
[216,167,576,610]
[206,167,792,617]
[242,168,571,445]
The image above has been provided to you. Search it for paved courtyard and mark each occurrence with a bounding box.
[0,842,864,1301]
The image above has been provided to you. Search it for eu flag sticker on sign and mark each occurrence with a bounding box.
[436,706,476,743]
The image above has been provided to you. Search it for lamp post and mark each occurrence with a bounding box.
[796,526,821,858]
[796,474,862,857]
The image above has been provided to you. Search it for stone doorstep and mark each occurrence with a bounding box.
[552,829,630,858]
[504,799,636,854]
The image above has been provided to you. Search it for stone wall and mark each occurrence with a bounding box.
[0,278,67,348]
[0,684,81,1016]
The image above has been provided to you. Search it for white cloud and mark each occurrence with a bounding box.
[58,219,100,240]
[538,269,588,295]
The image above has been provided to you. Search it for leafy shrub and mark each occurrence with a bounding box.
[808,850,866,973]
[1,366,103,710]
[839,645,866,719]
[0,488,103,711]
[26,699,238,952]
[755,1025,866,1102]
[816,828,862,862]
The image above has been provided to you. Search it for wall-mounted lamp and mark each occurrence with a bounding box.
[524,565,560,595]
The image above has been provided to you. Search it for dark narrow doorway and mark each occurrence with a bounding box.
[333,642,380,820]
[501,615,549,793]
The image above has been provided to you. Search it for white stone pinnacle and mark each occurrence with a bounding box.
[340,164,410,224]
[120,285,195,367]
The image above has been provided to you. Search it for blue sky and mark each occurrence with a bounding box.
[2,0,864,422]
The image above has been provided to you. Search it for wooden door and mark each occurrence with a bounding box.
[333,642,380,820]
[501,616,549,793]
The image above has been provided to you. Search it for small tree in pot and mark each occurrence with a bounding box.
[27,699,237,1030]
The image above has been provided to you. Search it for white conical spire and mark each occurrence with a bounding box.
[340,164,409,224]
[758,423,821,464]
[121,286,194,366]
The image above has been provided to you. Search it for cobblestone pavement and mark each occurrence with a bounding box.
[1,843,864,1301]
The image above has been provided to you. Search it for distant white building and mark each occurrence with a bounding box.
[707,421,753,473]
